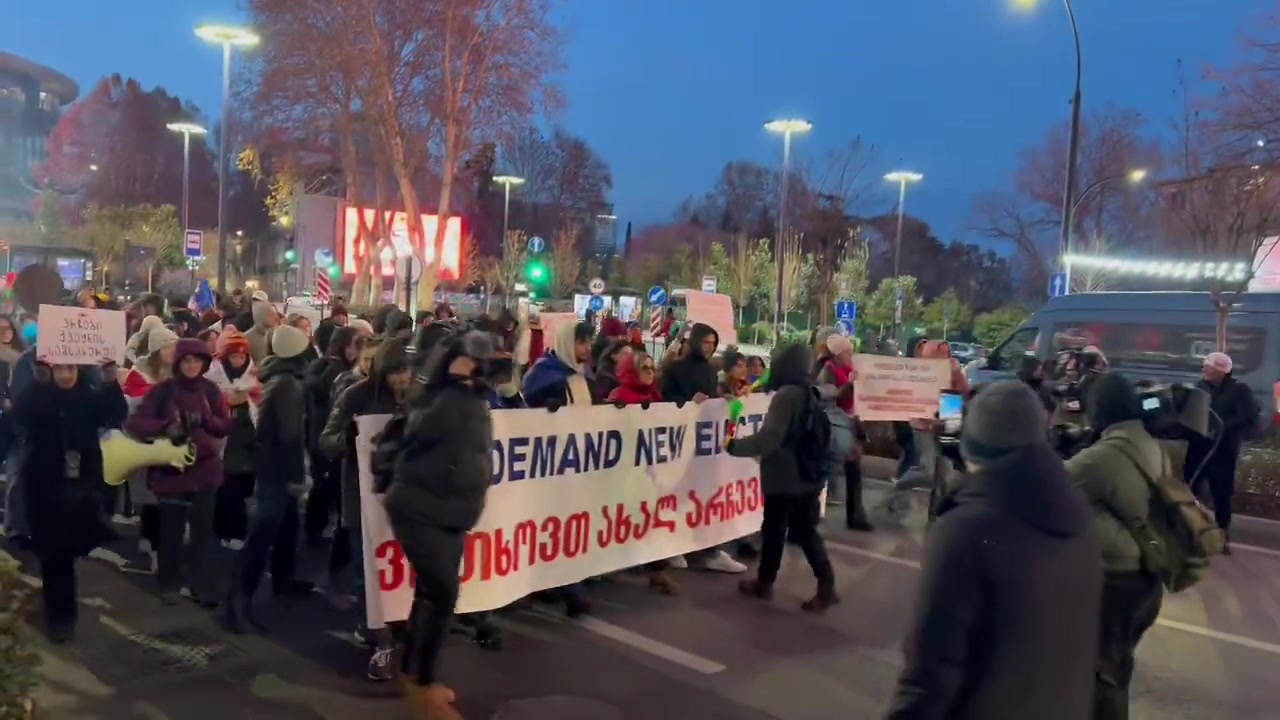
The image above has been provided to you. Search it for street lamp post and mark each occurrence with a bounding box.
[166,122,208,286]
[1071,168,1147,215]
[195,24,260,293]
[493,175,525,245]
[884,171,923,341]
[764,119,813,340]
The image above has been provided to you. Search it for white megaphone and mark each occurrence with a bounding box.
[100,430,197,487]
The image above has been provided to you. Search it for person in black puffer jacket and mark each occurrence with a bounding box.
[302,326,359,547]
[384,330,498,719]
[660,322,719,403]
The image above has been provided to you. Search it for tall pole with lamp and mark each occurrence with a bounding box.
[764,119,812,341]
[166,122,208,286]
[195,24,259,293]
[884,170,923,340]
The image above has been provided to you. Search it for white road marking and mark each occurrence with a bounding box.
[1227,542,1280,559]
[99,616,221,668]
[826,539,1280,656]
[573,616,727,675]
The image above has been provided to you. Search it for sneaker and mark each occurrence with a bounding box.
[704,550,748,574]
[667,555,688,569]
[353,624,368,645]
[367,648,394,681]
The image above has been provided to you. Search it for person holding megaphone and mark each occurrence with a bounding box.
[11,357,126,642]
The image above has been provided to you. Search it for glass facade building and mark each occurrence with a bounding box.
[0,52,79,218]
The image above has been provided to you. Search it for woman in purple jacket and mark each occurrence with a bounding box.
[125,338,232,606]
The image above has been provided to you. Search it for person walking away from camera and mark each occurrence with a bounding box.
[223,324,315,633]
[321,339,415,678]
[1063,373,1164,720]
[125,338,231,607]
[817,334,873,530]
[1185,351,1257,553]
[875,339,968,525]
[883,381,1100,720]
[13,359,126,641]
[244,300,279,366]
[729,342,841,612]
[520,320,598,615]
[660,322,749,574]
[606,350,680,595]
[381,331,499,720]
[205,328,260,547]
[304,326,359,550]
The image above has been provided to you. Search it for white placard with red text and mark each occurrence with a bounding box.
[356,395,771,628]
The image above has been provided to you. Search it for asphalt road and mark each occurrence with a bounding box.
[8,483,1280,720]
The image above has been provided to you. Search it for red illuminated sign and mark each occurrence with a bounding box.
[339,207,463,279]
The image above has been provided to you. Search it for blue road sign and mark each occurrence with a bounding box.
[588,294,605,312]
[184,229,203,258]
[528,235,546,253]
[1048,272,1069,298]
[647,286,667,305]
[836,319,855,336]
[834,299,857,321]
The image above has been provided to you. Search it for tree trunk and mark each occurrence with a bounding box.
[1215,298,1230,352]
[421,122,458,313]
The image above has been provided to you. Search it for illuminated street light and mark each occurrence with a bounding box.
[196,23,259,292]
[1071,168,1148,214]
[884,170,923,340]
[765,118,813,337]
[1064,254,1250,283]
[167,121,209,284]
[493,175,525,246]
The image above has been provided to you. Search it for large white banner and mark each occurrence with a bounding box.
[356,395,772,627]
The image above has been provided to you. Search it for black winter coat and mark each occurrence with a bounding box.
[321,375,406,529]
[725,342,816,497]
[304,355,352,451]
[255,355,309,492]
[660,323,720,402]
[884,444,1101,720]
[12,378,127,558]
[385,382,493,532]
[1185,375,1256,485]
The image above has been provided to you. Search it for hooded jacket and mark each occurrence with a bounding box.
[884,444,1101,720]
[125,339,232,494]
[725,343,819,497]
[607,351,662,405]
[244,302,275,365]
[321,340,412,528]
[304,326,358,451]
[660,322,720,403]
[255,350,309,490]
[522,321,594,408]
[385,342,494,532]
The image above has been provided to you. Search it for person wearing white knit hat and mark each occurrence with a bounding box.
[224,322,315,632]
[1188,350,1257,552]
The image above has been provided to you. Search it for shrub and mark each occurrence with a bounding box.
[0,551,38,719]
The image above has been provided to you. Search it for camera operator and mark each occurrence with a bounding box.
[1063,372,1164,719]
[1185,352,1258,552]
[1017,356,1056,423]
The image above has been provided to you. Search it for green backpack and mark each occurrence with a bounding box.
[1112,440,1225,593]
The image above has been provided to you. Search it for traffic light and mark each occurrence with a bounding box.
[327,264,341,280]
[284,247,298,265]
[526,260,546,281]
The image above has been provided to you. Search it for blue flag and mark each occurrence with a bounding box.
[189,279,215,313]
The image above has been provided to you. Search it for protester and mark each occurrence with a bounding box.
[816,334,873,530]
[120,326,179,568]
[1065,373,1164,719]
[205,329,260,545]
[125,315,167,367]
[321,338,416,680]
[381,330,497,720]
[1185,351,1257,553]
[882,381,1100,720]
[718,349,751,398]
[125,338,231,607]
[728,342,839,612]
[303,326,360,549]
[330,304,349,327]
[12,359,126,641]
[591,339,631,401]
[287,313,321,366]
[223,324,314,633]
[244,300,279,365]
[333,336,376,402]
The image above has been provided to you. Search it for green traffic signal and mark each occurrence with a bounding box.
[327,264,341,280]
[527,261,547,281]
[284,248,298,264]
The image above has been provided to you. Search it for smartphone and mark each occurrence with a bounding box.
[939,391,964,421]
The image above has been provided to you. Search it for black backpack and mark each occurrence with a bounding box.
[789,385,833,486]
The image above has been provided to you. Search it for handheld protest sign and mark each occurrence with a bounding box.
[36,305,127,366]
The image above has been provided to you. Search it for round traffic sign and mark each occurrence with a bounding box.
[836,319,855,336]
[588,277,606,294]
[528,236,546,253]
[314,248,335,267]
[588,295,605,312]
[646,286,667,305]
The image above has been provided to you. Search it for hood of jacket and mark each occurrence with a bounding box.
[371,338,410,389]
[258,353,307,382]
[523,352,577,399]
[172,338,213,389]
[767,342,813,391]
[548,320,586,372]
[685,323,718,361]
[613,351,660,398]
[943,443,1091,539]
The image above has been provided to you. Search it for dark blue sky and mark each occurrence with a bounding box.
[4,1,1272,246]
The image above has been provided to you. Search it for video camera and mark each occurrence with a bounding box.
[1053,380,1215,458]
[410,320,515,387]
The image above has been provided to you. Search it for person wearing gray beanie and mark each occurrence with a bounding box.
[883,379,1102,720]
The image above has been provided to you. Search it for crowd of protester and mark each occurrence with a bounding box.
[0,282,1254,720]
